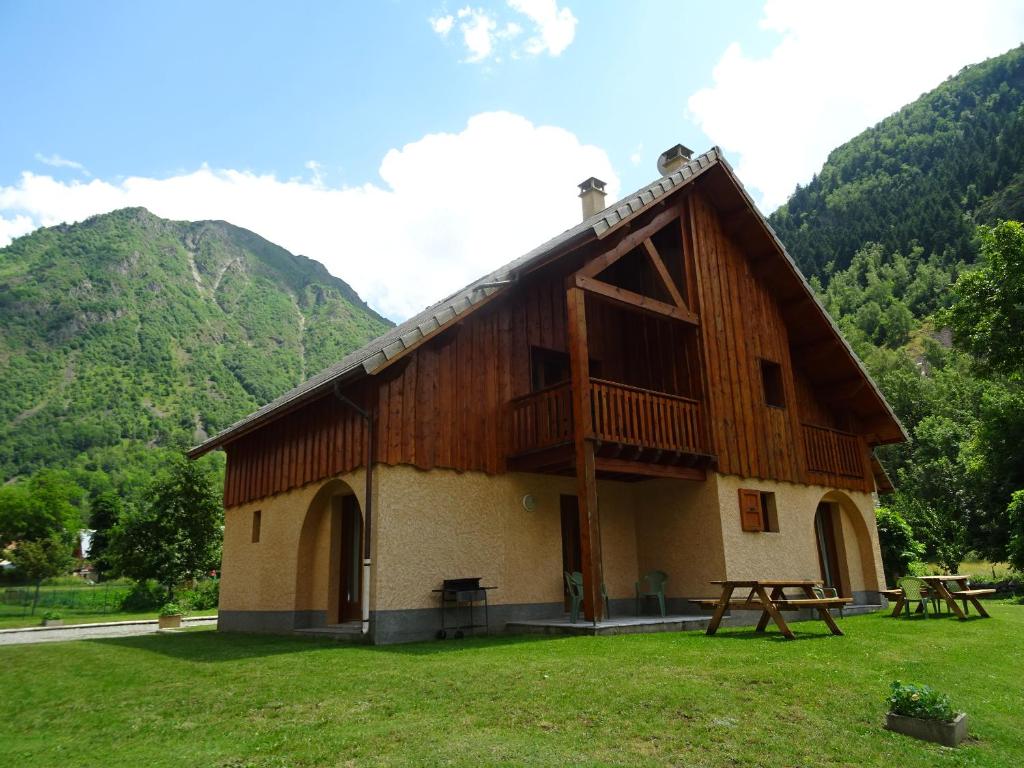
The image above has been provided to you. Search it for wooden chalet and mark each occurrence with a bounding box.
[190,145,905,643]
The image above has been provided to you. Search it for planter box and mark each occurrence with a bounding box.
[886,711,968,747]
[158,614,183,630]
[42,619,64,627]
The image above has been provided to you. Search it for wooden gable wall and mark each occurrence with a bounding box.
[222,187,875,507]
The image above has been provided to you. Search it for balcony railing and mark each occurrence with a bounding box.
[802,423,864,478]
[509,378,706,457]
[590,378,704,454]
[509,381,573,455]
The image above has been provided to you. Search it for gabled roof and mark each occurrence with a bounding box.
[190,147,906,458]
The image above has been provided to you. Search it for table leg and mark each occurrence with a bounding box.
[755,586,784,633]
[890,595,905,617]
[706,584,735,635]
[801,585,843,636]
[968,596,990,618]
[755,586,794,639]
[935,582,967,620]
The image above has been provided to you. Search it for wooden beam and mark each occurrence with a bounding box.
[567,286,604,623]
[576,205,683,280]
[594,457,706,481]
[642,238,688,309]
[575,275,699,325]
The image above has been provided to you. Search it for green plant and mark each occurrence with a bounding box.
[888,681,958,722]
[41,610,62,621]
[119,580,166,611]
[178,578,219,611]
[876,507,926,585]
[158,602,183,617]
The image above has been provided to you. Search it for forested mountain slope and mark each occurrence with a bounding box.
[770,45,1024,280]
[0,208,391,485]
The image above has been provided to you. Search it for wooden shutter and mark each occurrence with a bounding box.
[738,489,764,532]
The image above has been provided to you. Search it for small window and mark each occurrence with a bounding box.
[251,510,262,543]
[760,359,785,408]
[759,492,779,532]
[738,489,779,533]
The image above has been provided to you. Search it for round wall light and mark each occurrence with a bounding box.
[521,494,538,512]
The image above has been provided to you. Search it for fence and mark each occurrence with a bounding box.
[0,583,132,617]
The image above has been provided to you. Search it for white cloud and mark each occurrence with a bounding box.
[508,0,577,56]
[34,153,91,176]
[429,1,577,62]
[430,14,454,36]
[458,7,498,62]
[688,0,1024,211]
[0,112,618,322]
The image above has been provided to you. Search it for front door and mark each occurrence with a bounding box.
[338,495,363,623]
[560,495,582,609]
[814,502,844,596]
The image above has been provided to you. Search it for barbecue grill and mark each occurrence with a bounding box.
[432,577,495,639]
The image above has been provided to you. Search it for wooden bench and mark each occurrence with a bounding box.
[880,588,903,599]
[949,588,996,598]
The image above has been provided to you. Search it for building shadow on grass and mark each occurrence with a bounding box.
[87,627,558,662]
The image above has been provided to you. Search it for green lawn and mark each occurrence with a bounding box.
[1,604,1021,767]
[0,608,218,630]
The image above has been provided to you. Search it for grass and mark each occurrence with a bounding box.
[0,604,1021,767]
[938,560,1019,582]
[0,607,218,630]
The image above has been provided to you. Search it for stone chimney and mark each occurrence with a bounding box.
[578,177,607,220]
[656,143,694,176]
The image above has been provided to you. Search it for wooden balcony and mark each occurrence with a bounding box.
[801,423,865,479]
[509,378,713,479]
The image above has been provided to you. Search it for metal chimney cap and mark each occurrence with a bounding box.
[657,144,694,176]
[577,177,607,196]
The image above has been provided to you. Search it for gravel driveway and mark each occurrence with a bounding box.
[0,617,217,646]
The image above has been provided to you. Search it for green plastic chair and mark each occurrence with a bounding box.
[635,570,668,617]
[896,577,931,618]
[564,571,609,623]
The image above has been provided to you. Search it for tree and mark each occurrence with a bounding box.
[947,220,1024,375]
[87,489,122,581]
[112,456,222,599]
[0,469,85,544]
[5,535,73,614]
[1008,491,1024,573]
[875,507,925,586]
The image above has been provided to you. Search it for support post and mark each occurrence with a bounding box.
[566,286,604,622]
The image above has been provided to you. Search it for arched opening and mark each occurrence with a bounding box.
[294,479,364,627]
[814,502,844,596]
[814,491,883,600]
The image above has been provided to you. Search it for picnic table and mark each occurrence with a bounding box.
[888,575,993,620]
[697,579,852,640]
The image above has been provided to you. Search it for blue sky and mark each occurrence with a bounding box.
[2,1,1022,320]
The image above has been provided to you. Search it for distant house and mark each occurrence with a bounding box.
[190,145,906,644]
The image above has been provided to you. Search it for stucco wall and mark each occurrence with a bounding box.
[632,478,727,599]
[219,469,368,615]
[374,465,648,610]
[218,461,885,633]
[715,474,882,596]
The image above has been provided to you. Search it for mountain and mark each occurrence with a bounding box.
[0,207,391,484]
[769,45,1024,280]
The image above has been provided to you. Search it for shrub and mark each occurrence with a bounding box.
[120,580,166,612]
[1008,491,1024,573]
[159,602,183,617]
[876,507,925,585]
[888,681,958,722]
[41,610,62,621]
[178,578,219,611]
